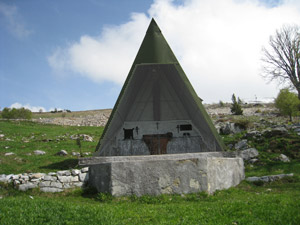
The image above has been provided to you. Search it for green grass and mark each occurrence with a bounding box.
[1,119,300,224]
[0,120,103,174]
[0,179,299,224]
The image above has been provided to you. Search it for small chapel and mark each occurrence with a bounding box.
[95,18,225,156]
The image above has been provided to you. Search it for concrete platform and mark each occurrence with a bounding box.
[80,152,244,196]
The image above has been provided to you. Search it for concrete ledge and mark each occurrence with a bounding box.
[79,152,236,166]
[87,152,244,196]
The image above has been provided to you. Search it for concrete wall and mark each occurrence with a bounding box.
[87,153,244,196]
[99,120,216,156]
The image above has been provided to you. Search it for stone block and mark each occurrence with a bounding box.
[57,176,72,183]
[39,181,51,187]
[88,152,244,196]
[79,173,89,182]
[73,182,84,187]
[57,170,71,176]
[81,167,89,173]
[44,175,57,181]
[50,181,63,189]
[40,187,63,193]
[19,183,38,191]
[71,169,80,176]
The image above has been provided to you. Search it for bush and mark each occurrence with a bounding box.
[275,88,300,121]
[1,107,32,119]
[231,94,243,115]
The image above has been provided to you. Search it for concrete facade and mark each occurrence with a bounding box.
[82,152,244,196]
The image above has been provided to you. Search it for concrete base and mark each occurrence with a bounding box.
[80,152,244,196]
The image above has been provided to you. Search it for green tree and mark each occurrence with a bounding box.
[275,88,300,121]
[1,107,32,119]
[231,94,243,115]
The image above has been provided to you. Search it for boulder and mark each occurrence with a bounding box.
[34,150,46,155]
[55,150,68,156]
[220,122,244,135]
[234,139,248,150]
[237,148,259,161]
[4,152,15,156]
[278,154,290,162]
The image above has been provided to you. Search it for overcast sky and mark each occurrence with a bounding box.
[1,0,300,112]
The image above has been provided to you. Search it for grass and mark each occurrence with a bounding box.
[0,178,299,224]
[1,119,300,224]
[0,120,103,174]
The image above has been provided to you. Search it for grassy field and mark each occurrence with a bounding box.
[1,120,300,224]
[0,120,103,174]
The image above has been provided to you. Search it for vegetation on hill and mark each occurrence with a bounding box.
[0,120,103,174]
[1,108,300,224]
[0,107,32,119]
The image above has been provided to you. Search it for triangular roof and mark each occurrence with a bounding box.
[95,18,225,154]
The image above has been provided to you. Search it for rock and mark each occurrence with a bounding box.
[71,169,80,176]
[82,134,93,142]
[18,183,38,191]
[48,172,56,176]
[81,167,89,173]
[50,181,63,188]
[278,154,290,162]
[30,173,45,179]
[73,182,84,187]
[57,176,73,183]
[0,134,4,138]
[220,122,244,135]
[245,130,261,138]
[234,139,248,150]
[83,152,91,156]
[57,170,71,176]
[34,150,46,155]
[72,152,80,156]
[79,173,89,182]
[249,158,258,164]
[40,187,63,193]
[43,175,57,181]
[238,148,259,161]
[55,150,68,156]
[263,127,288,137]
[39,181,51,187]
[4,152,15,156]
[246,173,293,183]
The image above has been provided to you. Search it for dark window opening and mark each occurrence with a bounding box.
[124,128,134,140]
[180,124,192,131]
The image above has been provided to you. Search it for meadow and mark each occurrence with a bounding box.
[0,119,300,224]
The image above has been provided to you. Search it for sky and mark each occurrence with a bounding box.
[1,0,300,112]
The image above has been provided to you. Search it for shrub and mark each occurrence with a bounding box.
[230,94,243,115]
[1,107,32,119]
[219,100,225,107]
[275,88,300,121]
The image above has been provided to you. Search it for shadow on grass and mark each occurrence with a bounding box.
[40,159,78,170]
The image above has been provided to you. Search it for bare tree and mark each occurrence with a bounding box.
[261,25,300,99]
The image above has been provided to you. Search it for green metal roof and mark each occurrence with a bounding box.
[96,18,225,153]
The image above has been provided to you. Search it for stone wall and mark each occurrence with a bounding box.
[0,167,89,192]
[85,152,245,196]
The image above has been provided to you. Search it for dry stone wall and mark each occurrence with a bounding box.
[0,167,89,192]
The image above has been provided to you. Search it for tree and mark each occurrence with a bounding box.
[275,88,300,121]
[261,25,300,99]
[231,94,243,115]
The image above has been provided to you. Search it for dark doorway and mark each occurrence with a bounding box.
[143,133,173,155]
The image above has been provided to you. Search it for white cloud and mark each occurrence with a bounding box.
[10,103,46,112]
[48,0,300,103]
[0,2,32,39]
